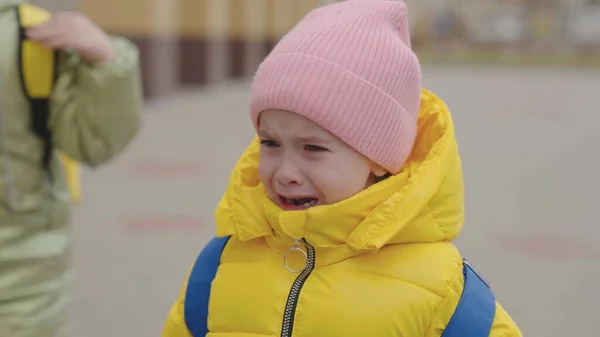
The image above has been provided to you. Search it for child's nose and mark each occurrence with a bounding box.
[275,157,303,186]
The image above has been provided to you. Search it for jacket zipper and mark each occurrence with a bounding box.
[281,238,315,337]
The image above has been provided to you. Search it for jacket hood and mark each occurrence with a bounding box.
[215,89,464,265]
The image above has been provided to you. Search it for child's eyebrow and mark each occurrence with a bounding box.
[296,135,331,143]
[257,129,275,138]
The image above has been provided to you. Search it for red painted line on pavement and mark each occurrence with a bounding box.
[130,161,207,177]
[494,234,595,258]
[122,215,205,233]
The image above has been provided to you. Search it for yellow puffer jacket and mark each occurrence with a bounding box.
[162,89,522,337]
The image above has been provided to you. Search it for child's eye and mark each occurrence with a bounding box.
[259,139,279,148]
[304,145,328,152]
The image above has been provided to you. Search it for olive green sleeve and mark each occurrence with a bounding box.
[49,35,143,167]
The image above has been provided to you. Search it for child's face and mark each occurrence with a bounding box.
[258,109,386,210]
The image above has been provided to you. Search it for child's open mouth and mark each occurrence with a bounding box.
[278,195,318,210]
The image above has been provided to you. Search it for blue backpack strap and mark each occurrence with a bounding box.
[184,236,231,337]
[441,259,496,337]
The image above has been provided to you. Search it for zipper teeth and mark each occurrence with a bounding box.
[281,239,315,337]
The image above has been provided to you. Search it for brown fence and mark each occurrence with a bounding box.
[81,0,323,99]
[80,0,600,100]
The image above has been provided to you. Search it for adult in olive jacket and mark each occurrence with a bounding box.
[0,1,142,336]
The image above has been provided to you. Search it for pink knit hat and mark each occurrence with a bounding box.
[250,0,422,174]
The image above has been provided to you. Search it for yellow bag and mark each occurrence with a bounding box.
[16,3,81,203]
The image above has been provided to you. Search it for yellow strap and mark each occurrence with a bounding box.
[18,3,82,204]
[18,3,54,98]
[57,153,82,203]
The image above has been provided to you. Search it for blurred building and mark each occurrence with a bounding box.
[407,0,600,59]
[78,0,600,100]
[79,0,325,99]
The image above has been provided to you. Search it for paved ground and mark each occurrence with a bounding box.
[67,64,600,336]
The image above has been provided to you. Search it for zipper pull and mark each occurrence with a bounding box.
[283,239,307,273]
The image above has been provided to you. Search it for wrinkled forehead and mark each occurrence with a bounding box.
[257,109,334,139]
